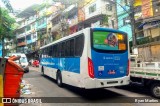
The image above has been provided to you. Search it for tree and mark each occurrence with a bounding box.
[0,7,16,57]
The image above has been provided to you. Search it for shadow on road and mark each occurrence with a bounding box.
[42,75,125,102]
[115,85,151,97]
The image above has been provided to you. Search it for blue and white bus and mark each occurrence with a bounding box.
[40,27,130,89]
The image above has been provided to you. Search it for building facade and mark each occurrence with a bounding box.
[14,0,117,59]
[15,3,58,59]
[134,0,160,61]
[116,0,132,42]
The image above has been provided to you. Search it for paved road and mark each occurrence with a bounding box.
[19,67,160,106]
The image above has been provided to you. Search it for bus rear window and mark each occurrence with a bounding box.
[92,31,127,51]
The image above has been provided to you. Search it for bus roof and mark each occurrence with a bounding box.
[40,27,127,49]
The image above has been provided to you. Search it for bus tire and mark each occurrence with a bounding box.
[41,67,44,76]
[150,83,160,98]
[57,71,63,87]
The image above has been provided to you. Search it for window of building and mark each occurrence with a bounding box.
[26,35,31,40]
[89,4,96,14]
[106,4,113,11]
[111,20,114,28]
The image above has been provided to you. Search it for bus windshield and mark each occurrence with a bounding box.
[92,31,127,51]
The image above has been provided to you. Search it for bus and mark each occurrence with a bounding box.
[39,27,130,89]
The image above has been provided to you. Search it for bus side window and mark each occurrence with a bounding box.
[41,49,44,58]
[65,40,70,57]
[39,49,42,58]
[43,48,46,58]
[51,46,54,57]
[53,45,56,57]
[61,42,65,57]
[46,47,49,58]
[48,46,52,57]
[70,39,75,57]
[75,35,84,57]
[58,43,62,57]
[55,45,59,57]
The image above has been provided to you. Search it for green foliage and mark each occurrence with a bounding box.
[0,7,16,40]
[137,36,150,45]
[102,15,110,26]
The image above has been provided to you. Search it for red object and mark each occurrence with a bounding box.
[4,59,24,98]
[88,57,94,78]
[32,60,39,67]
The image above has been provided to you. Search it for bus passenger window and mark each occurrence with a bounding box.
[58,43,61,57]
[61,42,65,57]
[55,45,58,57]
[53,45,56,57]
[75,35,84,56]
[46,47,49,57]
[65,41,70,57]
[70,39,75,56]
[48,46,52,57]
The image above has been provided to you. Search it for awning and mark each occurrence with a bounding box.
[143,20,160,30]
[138,22,147,29]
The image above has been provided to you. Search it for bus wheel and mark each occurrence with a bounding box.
[57,71,63,87]
[151,83,160,98]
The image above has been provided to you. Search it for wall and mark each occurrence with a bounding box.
[151,28,160,38]
[151,45,160,61]
[138,45,160,61]
[84,0,114,19]
[138,46,152,61]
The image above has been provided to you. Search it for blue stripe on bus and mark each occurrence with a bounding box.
[40,58,80,73]
[91,50,128,79]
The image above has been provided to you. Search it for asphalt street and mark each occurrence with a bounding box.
[19,66,160,106]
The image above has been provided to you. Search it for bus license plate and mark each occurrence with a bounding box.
[108,70,116,74]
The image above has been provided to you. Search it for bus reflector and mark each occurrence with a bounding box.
[127,60,130,76]
[88,58,94,78]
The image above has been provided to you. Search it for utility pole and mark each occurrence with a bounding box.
[130,0,136,48]
[109,0,136,48]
